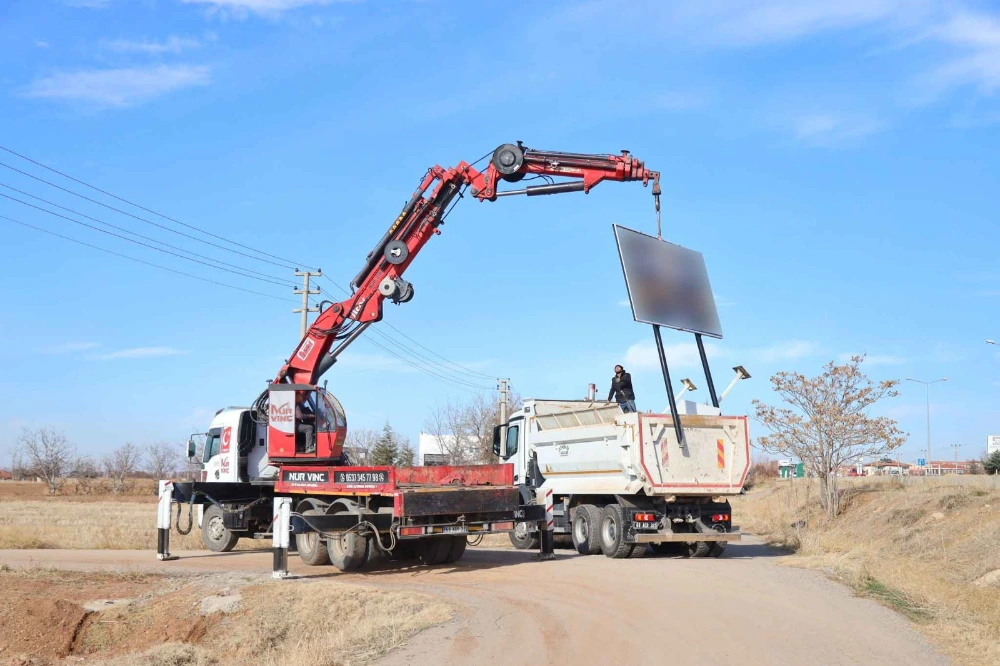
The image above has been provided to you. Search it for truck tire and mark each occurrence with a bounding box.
[442,536,467,564]
[328,531,368,571]
[571,504,603,555]
[297,509,330,566]
[650,542,684,556]
[708,541,727,558]
[599,504,634,559]
[389,540,418,561]
[684,541,712,558]
[509,521,540,550]
[416,537,451,565]
[201,505,239,553]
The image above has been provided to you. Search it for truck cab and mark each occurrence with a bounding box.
[189,407,277,483]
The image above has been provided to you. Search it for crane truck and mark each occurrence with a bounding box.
[158,142,665,572]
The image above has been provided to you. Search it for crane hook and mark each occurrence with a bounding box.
[652,178,662,239]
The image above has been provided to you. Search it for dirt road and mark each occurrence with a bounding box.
[0,540,947,666]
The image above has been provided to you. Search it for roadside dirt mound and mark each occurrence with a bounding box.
[2,598,88,659]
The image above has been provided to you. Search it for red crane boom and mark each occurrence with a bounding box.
[276,142,661,387]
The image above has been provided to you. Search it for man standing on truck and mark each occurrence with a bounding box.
[608,365,637,413]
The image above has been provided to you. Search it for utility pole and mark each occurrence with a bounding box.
[951,442,961,474]
[905,377,947,475]
[497,378,509,461]
[293,268,322,339]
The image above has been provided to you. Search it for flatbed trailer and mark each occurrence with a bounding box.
[155,462,549,575]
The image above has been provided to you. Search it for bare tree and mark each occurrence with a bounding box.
[752,355,906,516]
[19,426,76,494]
[145,442,180,481]
[70,455,100,495]
[103,442,143,495]
[343,428,379,466]
[10,450,28,481]
[425,390,522,465]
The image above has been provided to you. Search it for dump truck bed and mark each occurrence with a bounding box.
[528,400,750,497]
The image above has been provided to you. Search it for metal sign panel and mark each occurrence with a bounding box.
[613,224,722,338]
[988,435,1000,455]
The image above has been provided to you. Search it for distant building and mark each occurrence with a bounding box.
[924,460,974,475]
[778,460,805,478]
[0,469,11,481]
[418,432,485,466]
[865,460,912,476]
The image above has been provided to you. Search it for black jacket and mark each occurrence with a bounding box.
[608,372,635,403]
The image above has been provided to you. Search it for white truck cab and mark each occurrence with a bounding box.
[188,407,277,484]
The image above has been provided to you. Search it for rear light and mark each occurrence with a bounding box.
[491,521,514,531]
[399,526,424,536]
[634,513,656,522]
[711,513,730,522]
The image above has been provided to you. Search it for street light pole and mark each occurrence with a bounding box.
[905,377,947,474]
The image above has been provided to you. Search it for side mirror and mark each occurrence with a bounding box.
[187,438,197,459]
[492,425,502,457]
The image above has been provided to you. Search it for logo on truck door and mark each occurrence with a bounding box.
[221,427,231,454]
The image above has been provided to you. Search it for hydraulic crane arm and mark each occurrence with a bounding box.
[276,142,660,386]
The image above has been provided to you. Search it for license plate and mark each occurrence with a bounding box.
[633,522,657,530]
[443,526,466,534]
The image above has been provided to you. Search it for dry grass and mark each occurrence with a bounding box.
[733,475,1000,666]
[221,579,451,666]
[0,499,266,551]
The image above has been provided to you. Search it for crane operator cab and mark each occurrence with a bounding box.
[265,384,347,464]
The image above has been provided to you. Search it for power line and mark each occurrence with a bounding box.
[319,276,494,380]
[0,214,292,302]
[0,181,299,287]
[358,334,492,392]
[0,150,315,271]
[0,192,297,288]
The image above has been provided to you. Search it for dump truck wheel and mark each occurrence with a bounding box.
[599,504,634,559]
[297,509,331,566]
[201,505,239,553]
[684,541,712,558]
[416,537,451,565]
[442,536,467,564]
[328,531,368,571]
[571,504,603,555]
[389,540,418,561]
[629,543,648,558]
[509,522,539,550]
[650,542,684,556]
[708,541,727,558]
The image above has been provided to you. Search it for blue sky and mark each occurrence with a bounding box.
[1,0,998,467]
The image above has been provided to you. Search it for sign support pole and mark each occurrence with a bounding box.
[653,324,685,445]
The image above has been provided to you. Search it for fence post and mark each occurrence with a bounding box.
[272,497,292,579]
[156,480,178,561]
[535,488,555,560]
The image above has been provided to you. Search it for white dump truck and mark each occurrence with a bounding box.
[495,399,750,558]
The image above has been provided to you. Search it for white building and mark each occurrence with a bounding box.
[417,432,484,466]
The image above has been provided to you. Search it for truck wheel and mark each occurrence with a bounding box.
[571,504,603,555]
[599,504,634,559]
[509,522,540,550]
[442,536,467,564]
[201,505,239,553]
[389,540,418,561]
[650,542,684,556]
[708,541,727,558]
[328,531,368,571]
[297,509,330,566]
[684,541,712,558]
[416,537,451,565]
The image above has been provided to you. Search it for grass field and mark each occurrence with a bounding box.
[732,474,1000,666]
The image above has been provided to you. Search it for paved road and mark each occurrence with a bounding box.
[0,540,948,666]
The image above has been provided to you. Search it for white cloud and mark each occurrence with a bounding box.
[625,340,728,371]
[102,36,202,55]
[23,65,210,108]
[90,347,188,360]
[35,41,50,49]
[617,299,631,307]
[180,0,350,17]
[791,113,884,145]
[921,12,1000,96]
[752,340,822,362]
[838,352,910,366]
[624,337,821,372]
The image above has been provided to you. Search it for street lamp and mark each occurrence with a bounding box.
[720,366,752,402]
[675,378,698,401]
[905,377,947,474]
